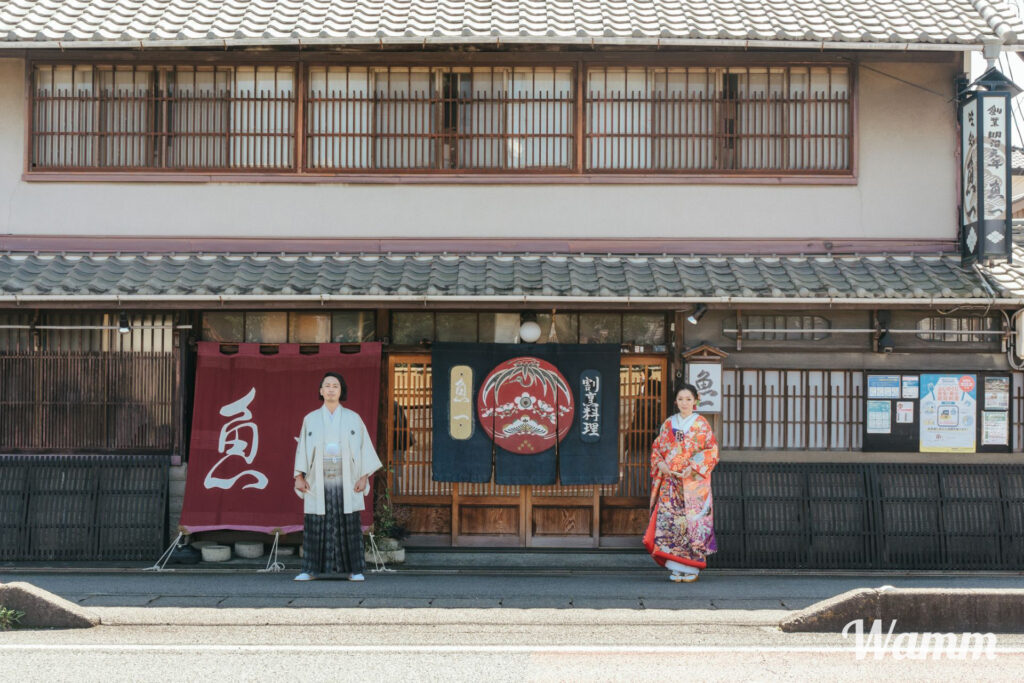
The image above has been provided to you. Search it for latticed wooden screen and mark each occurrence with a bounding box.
[0,312,177,453]
[0,313,177,456]
[388,356,450,496]
[609,360,665,497]
[0,352,176,452]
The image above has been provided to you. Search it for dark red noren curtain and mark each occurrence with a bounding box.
[180,342,382,534]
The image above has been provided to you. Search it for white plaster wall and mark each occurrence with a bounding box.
[0,59,24,235]
[0,57,957,241]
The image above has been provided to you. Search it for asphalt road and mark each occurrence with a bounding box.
[2,571,1024,681]
[2,614,1023,682]
[3,569,1023,609]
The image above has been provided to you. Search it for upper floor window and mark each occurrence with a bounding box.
[586,65,850,172]
[32,64,295,170]
[306,66,574,171]
[29,60,852,177]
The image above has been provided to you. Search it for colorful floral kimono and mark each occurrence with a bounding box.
[643,412,719,570]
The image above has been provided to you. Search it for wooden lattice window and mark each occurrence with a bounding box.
[0,352,176,452]
[31,64,296,170]
[585,65,851,173]
[722,369,863,450]
[30,60,852,177]
[305,66,575,171]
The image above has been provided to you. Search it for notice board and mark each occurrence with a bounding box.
[862,371,1011,453]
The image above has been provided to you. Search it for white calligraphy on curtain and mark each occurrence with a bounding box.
[204,387,269,490]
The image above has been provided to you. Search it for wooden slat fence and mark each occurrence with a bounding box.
[0,454,168,561]
[714,463,1024,570]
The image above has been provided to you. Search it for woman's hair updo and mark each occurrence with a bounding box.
[674,382,700,402]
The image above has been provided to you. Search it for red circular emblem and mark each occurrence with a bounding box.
[477,357,575,454]
[958,375,975,393]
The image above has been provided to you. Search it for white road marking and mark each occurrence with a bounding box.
[1,644,1023,654]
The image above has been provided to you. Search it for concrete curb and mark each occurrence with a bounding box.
[0,581,100,629]
[90,606,788,627]
[780,587,1024,633]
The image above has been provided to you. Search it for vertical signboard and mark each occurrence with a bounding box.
[449,365,474,440]
[961,94,980,264]
[980,93,1012,259]
[961,90,1013,264]
[687,362,722,413]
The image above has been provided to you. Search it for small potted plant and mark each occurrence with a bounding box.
[367,481,410,564]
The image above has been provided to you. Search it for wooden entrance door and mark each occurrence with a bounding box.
[386,353,665,548]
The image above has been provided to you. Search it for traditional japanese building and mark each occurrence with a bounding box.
[3,0,1024,569]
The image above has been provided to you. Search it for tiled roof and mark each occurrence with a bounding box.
[0,252,996,303]
[1013,146,1024,171]
[0,1,1020,49]
[976,228,1024,297]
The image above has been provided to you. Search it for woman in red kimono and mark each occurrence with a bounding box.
[643,383,719,583]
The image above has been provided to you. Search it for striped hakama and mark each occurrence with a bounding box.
[301,474,365,577]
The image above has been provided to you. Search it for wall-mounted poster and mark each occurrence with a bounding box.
[984,376,1010,410]
[919,374,977,453]
[867,400,892,434]
[896,401,914,424]
[901,376,919,399]
[982,411,1009,446]
[867,375,900,399]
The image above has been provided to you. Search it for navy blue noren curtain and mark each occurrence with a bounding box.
[431,343,620,485]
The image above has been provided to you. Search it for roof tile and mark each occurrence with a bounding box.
[0,250,1010,301]
[0,0,1019,48]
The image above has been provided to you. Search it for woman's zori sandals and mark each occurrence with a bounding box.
[666,560,700,583]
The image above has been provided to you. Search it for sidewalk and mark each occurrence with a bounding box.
[3,565,1022,612]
